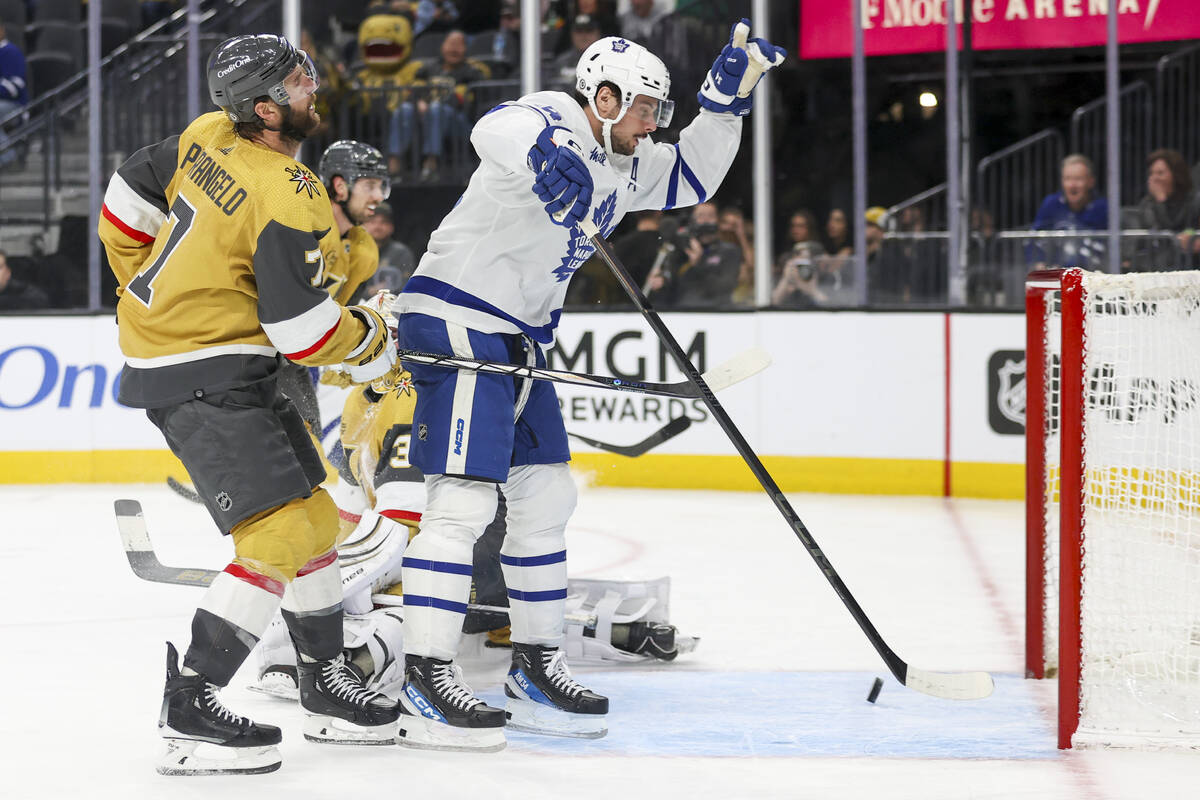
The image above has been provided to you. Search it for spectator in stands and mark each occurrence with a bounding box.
[719,206,754,269]
[413,29,490,181]
[1130,149,1200,270]
[472,1,521,79]
[1029,153,1108,268]
[362,201,417,286]
[545,14,601,89]
[413,1,460,37]
[654,202,742,308]
[619,0,669,43]
[0,249,48,310]
[774,209,826,281]
[864,206,908,303]
[352,12,423,177]
[772,209,857,308]
[574,0,619,37]
[0,18,28,169]
[823,208,853,258]
[614,210,669,297]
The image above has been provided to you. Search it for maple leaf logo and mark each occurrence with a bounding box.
[551,191,617,282]
[286,165,322,199]
[611,39,630,54]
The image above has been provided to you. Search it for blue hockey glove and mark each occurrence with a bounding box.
[698,19,787,116]
[527,126,593,228]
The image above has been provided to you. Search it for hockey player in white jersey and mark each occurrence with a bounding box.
[391,20,785,751]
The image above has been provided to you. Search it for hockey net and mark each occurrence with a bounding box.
[1026,268,1200,750]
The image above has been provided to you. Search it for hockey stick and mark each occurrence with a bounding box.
[398,346,770,400]
[579,218,994,701]
[167,476,203,504]
[568,415,692,458]
[115,500,507,618]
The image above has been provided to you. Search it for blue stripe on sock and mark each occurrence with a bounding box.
[404,594,469,614]
[402,556,473,576]
[499,550,567,567]
[507,588,568,602]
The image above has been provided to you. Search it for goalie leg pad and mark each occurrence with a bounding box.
[338,509,409,615]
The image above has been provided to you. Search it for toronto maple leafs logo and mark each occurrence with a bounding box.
[611,39,630,54]
[285,165,322,199]
[552,192,617,282]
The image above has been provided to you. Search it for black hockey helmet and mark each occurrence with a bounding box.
[319,140,391,200]
[207,34,319,123]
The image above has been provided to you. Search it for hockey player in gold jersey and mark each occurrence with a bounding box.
[98,34,400,776]
[273,139,392,473]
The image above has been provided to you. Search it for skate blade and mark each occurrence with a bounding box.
[156,739,282,776]
[504,698,607,739]
[247,677,299,702]
[302,714,399,745]
[396,715,506,753]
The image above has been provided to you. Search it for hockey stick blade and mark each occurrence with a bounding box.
[166,476,203,504]
[903,666,995,701]
[399,347,769,399]
[115,499,219,587]
[568,415,692,457]
[579,217,994,701]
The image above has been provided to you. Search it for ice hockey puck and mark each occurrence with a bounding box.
[867,677,883,703]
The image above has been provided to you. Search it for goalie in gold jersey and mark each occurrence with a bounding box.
[98,34,401,775]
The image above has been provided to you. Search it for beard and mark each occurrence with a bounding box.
[278,102,320,142]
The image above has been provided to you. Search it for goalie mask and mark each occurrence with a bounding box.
[319,140,391,201]
[208,34,319,124]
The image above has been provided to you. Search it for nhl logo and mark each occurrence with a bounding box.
[987,350,1026,435]
[215,491,233,512]
[996,358,1026,426]
[418,424,428,441]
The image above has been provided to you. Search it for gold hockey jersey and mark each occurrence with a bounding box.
[99,112,374,407]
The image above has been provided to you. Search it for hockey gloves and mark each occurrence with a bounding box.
[698,19,787,117]
[343,304,397,384]
[527,125,593,228]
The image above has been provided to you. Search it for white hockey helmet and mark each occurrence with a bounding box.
[576,37,674,129]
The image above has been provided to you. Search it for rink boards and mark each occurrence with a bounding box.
[0,311,1026,497]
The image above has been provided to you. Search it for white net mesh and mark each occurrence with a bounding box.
[1054,271,1200,748]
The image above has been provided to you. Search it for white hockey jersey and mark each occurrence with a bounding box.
[394,91,743,343]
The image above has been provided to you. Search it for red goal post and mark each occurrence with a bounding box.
[1026,267,1200,750]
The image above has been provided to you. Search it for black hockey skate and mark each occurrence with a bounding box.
[298,654,400,744]
[396,655,506,752]
[504,642,608,738]
[157,642,282,776]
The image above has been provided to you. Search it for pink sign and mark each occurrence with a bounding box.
[800,0,1200,59]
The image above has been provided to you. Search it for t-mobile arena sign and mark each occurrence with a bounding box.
[800,1,1195,59]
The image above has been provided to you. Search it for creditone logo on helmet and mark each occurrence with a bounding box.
[216,57,253,78]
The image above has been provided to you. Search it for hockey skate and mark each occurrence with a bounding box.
[298,653,400,744]
[157,642,282,776]
[396,656,506,752]
[504,642,608,738]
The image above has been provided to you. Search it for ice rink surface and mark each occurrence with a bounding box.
[2,481,1197,799]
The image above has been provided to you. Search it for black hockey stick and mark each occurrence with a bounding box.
[167,476,203,504]
[580,218,993,701]
[568,415,692,457]
[398,346,769,399]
